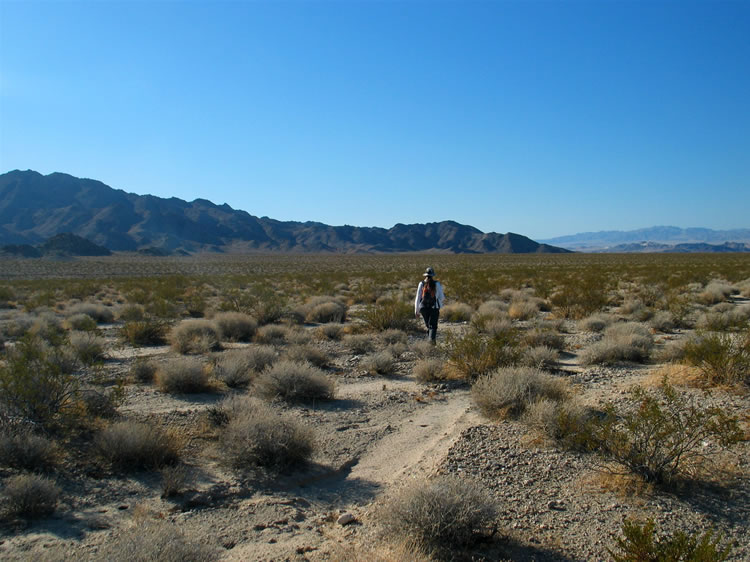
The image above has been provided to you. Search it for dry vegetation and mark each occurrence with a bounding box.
[0,252,749,560]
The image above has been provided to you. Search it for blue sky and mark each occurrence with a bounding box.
[1,0,748,240]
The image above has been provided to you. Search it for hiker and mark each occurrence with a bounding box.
[415,267,445,344]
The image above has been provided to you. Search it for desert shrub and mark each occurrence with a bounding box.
[68,302,114,323]
[381,328,408,345]
[682,330,750,386]
[609,519,730,562]
[2,312,34,338]
[317,323,343,340]
[118,303,146,321]
[96,420,180,470]
[70,330,106,364]
[160,464,189,498]
[386,341,408,358]
[522,398,595,449]
[549,277,609,319]
[362,351,398,376]
[579,322,653,365]
[343,334,375,354]
[412,339,443,359]
[95,521,220,562]
[0,335,79,427]
[361,299,416,332]
[284,344,330,368]
[472,366,569,419]
[212,350,257,389]
[476,299,508,317]
[305,297,347,323]
[65,313,98,331]
[445,328,521,380]
[2,474,60,519]
[130,358,157,383]
[155,358,213,394]
[521,345,559,370]
[79,387,123,419]
[578,312,616,333]
[523,327,564,350]
[648,310,676,333]
[695,307,749,332]
[0,430,58,470]
[29,312,65,343]
[212,311,257,342]
[413,359,446,383]
[170,319,221,354]
[121,319,167,346]
[653,339,688,363]
[219,399,314,471]
[699,280,737,305]
[619,298,653,321]
[508,299,539,320]
[255,323,290,345]
[589,381,742,484]
[255,360,334,402]
[378,475,497,555]
[440,303,473,323]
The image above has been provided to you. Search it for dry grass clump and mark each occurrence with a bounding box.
[412,340,443,359]
[155,358,213,394]
[95,520,220,562]
[130,358,157,383]
[445,328,521,380]
[65,313,98,331]
[317,323,343,340]
[212,346,276,389]
[212,311,257,342]
[648,311,676,333]
[508,298,540,320]
[699,280,737,305]
[579,322,654,365]
[381,329,408,345]
[521,345,559,370]
[523,327,564,350]
[618,298,653,321]
[361,299,416,332]
[254,360,334,402]
[284,344,330,368]
[255,323,290,345]
[2,474,60,519]
[578,312,616,333]
[440,303,473,323]
[695,305,750,332]
[0,430,58,470]
[121,319,167,346]
[67,302,114,323]
[218,398,314,471]
[70,330,106,364]
[170,319,221,354]
[413,359,447,383]
[29,312,65,342]
[304,296,347,323]
[343,333,375,354]
[378,475,498,555]
[522,398,594,447]
[160,464,190,498]
[682,330,750,386]
[96,420,180,470]
[118,303,145,321]
[1,312,34,338]
[472,366,569,419]
[362,350,398,376]
[476,299,508,317]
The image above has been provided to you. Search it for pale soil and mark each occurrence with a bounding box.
[1,315,749,561]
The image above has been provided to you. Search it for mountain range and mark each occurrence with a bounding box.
[540,226,750,251]
[0,170,569,255]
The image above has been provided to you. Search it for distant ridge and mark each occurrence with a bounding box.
[0,170,570,255]
[541,226,750,252]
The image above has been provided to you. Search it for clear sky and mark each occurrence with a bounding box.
[1,0,748,240]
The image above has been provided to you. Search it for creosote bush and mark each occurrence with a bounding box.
[682,330,750,386]
[472,366,569,419]
[170,319,221,354]
[155,358,213,394]
[254,360,334,402]
[212,311,258,342]
[2,474,60,519]
[378,475,497,555]
[218,398,314,471]
[96,420,180,470]
[609,519,730,562]
[589,381,742,485]
[446,328,521,380]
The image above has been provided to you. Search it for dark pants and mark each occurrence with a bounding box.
[420,307,440,342]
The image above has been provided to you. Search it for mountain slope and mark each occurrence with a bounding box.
[0,170,570,254]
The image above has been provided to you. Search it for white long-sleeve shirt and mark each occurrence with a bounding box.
[415,280,445,315]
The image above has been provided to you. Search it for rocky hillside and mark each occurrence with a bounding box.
[0,170,570,254]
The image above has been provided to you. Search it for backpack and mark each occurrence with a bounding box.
[420,284,437,310]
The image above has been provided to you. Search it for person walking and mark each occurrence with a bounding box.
[415,267,445,344]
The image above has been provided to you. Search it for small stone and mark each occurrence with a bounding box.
[337,513,356,526]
